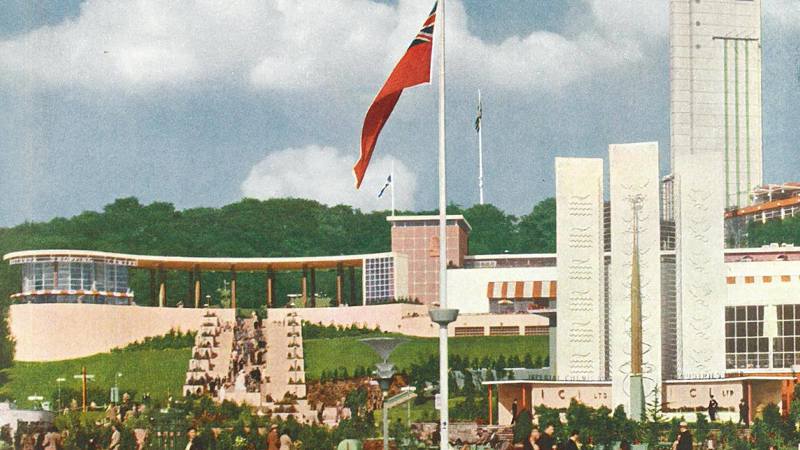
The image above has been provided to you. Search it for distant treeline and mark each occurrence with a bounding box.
[0,196,556,372]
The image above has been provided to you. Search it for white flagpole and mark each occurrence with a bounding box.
[477,89,485,205]
[433,1,456,449]
[391,159,396,217]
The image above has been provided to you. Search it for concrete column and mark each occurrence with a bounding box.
[309,268,316,308]
[349,266,356,306]
[230,269,237,310]
[53,262,59,289]
[336,264,343,306]
[188,270,194,307]
[301,267,308,307]
[149,269,156,306]
[193,266,201,308]
[555,157,605,380]
[158,268,166,307]
[266,269,274,308]
[609,143,662,414]
[488,385,493,425]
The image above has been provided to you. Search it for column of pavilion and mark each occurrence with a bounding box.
[147,264,358,308]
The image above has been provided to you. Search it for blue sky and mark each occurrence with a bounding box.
[0,0,798,226]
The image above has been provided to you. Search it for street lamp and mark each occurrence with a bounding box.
[56,377,66,411]
[112,372,122,404]
[27,395,44,410]
[361,337,406,450]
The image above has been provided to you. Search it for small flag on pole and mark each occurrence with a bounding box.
[378,174,392,198]
[475,94,482,132]
[353,2,437,189]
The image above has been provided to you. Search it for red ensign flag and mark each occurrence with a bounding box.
[353,2,437,188]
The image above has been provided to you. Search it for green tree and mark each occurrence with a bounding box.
[462,204,519,254]
[518,198,556,253]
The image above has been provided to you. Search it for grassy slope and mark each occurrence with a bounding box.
[303,335,548,380]
[0,335,547,409]
[0,348,191,408]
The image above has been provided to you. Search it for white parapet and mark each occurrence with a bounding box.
[555,157,605,381]
[674,151,726,378]
[609,142,662,412]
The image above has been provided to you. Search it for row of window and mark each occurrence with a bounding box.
[725,304,800,370]
[22,262,128,292]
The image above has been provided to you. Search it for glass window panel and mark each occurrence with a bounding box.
[786,306,795,320]
[725,323,734,337]
[747,322,758,336]
[747,306,757,320]
[736,322,746,335]
[757,307,764,320]
[747,338,757,352]
[726,307,734,321]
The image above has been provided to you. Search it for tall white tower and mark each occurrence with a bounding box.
[670,0,763,209]
[670,0,762,378]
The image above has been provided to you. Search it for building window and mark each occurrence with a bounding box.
[364,256,395,304]
[455,327,484,337]
[489,326,519,336]
[724,305,768,369]
[524,326,549,336]
[774,304,800,368]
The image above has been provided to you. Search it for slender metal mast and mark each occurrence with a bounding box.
[477,89,485,205]
[629,195,645,421]
[391,159,396,217]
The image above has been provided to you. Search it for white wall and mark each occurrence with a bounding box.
[555,157,605,381]
[609,142,662,412]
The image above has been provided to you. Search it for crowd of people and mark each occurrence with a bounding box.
[226,316,268,394]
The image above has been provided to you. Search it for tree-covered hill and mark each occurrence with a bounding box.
[0,196,556,372]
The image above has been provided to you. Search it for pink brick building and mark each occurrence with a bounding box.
[388,215,470,305]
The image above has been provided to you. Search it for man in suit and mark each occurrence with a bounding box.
[707,395,719,421]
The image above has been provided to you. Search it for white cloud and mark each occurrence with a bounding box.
[241,145,416,212]
[0,0,655,94]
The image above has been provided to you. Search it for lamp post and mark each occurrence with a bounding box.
[73,367,95,412]
[112,372,122,404]
[56,377,66,411]
[27,395,44,410]
[361,337,406,450]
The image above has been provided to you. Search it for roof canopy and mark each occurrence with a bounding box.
[4,249,390,272]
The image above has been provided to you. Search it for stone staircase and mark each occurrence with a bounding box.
[259,312,315,422]
[187,311,314,423]
[182,310,232,397]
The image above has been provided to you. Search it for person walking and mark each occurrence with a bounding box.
[278,431,292,450]
[707,395,719,421]
[108,424,121,450]
[738,398,750,426]
[522,426,540,450]
[511,398,518,424]
[41,427,61,450]
[185,427,202,450]
[674,421,693,450]
[564,430,580,450]
[538,424,557,450]
[267,424,280,450]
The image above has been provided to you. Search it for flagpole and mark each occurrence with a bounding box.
[391,159,396,217]
[477,89,485,205]
[429,1,458,449]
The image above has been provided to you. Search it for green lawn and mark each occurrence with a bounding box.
[303,335,547,380]
[0,348,191,409]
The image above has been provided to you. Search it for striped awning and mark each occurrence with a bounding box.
[486,281,557,299]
